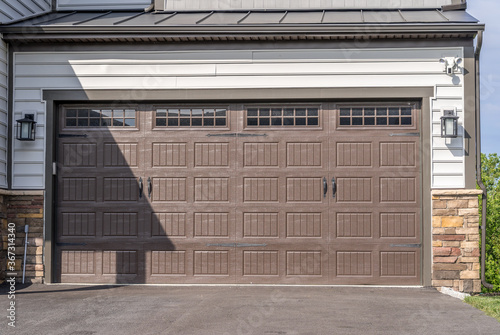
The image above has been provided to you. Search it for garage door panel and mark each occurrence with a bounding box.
[336,142,373,167]
[62,143,98,167]
[103,142,139,167]
[335,177,372,202]
[59,212,97,237]
[61,177,97,202]
[286,142,324,167]
[286,177,324,203]
[103,177,140,202]
[151,177,187,202]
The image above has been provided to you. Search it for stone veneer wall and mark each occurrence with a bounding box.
[0,191,44,284]
[432,189,483,293]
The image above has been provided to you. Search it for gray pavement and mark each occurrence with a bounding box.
[0,284,498,335]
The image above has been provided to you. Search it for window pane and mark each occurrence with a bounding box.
[113,119,124,126]
[352,108,363,116]
[271,118,282,126]
[364,117,375,125]
[401,107,412,116]
[167,118,178,127]
[259,109,270,116]
[389,117,400,125]
[340,108,350,116]
[364,108,375,116]
[283,117,294,125]
[66,109,77,118]
[307,117,319,126]
[78,119,89,127]
[216,109,226,117]
[203,118,214,126]
[339,118,350,126]
[101,109,113,118]
[192,109,203,116]
[284,108,294,117]
[247,118,258,126]
[296,109,306,116]
[156,109,167,117]
[352,117,363,125]
[389,108,400,116]
[124,110,135,118]
[376,108,387,116]
[78,109,89,118]
[308,108,319,116]
[247,109,258,117]
[124,119,135,127]
[295,117,306,125]
[101,118,111,127]
[192,118,202,126]
[180,118,190,126]
[89,118,100,127]
[271,108,282,116]
[66,119,77,127]
[113,110,124,118]
[259,118,270,126]
[376,117,387,125]
[180,109,191,116]
[215,118,226,126]
[401,117,412,125]
[156,118,167,126]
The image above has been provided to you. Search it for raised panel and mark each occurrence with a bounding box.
[380,213,416,238]
[337,178,371,202]
[151,251,186,275]
[63,143,96,167]
[152,178,187,202]
[104,178,139,201]
[153,143,187,167]
[244,178,278,202]
[103,213,137,236]
[61,213,96,236]
[104,143,138,167]
[287,178,322,202]
[194,251,229,275]
[151,213,186,237]
[62,178,96,201]
[195,178,229,202]
[336,213,372,238]
[243,251,279,276]
[61,251,95,274]
[102,251,137,275]
[336,143,371,167]
[380,178,416,202]
[286,213,322,237]
[380,142,416,167]
[286,251,321,276]
[243,213,278,237]
[244,142,279,167]
[381,252,416,276]
[287,143,321,167]
[337,252,372,276]
[195,143,229,167]
[194,213,229,237]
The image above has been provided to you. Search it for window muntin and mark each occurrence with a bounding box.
[155,108,227,127]
[246,107,320,127]
[338,106,413,127]
[65,108,136,127]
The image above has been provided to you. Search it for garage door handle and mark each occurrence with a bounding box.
[138,177,143,199]
[323,177,327,198]
[147,177,152,198]
[332,177,337,198]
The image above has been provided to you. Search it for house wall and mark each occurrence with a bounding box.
[159,0,458,11]
[0,0,51,24]
[11,47,465,189]
[0,36,7,188]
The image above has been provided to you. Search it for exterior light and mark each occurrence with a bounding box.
[440,109,459,138]
[16,114,37,141]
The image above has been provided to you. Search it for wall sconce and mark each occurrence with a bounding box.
[440,109,459,138]
[16,114,37,141]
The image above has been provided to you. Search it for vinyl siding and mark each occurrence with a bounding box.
[0,0,51,24]
[12,47,465,189]
[160,0,457,10]
[0,36,7,188]
[57,0,151,11]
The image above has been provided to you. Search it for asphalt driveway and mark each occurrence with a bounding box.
[0,284,498,335]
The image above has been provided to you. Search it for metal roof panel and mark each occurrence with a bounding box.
[322,11,363,23]
[280,11,324,24]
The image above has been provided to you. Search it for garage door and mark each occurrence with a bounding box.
[55,103,421,285]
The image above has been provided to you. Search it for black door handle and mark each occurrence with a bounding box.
[323,177,327,198]
[139,177,143,199]
[332,177,337,198]
[147,177,152,198]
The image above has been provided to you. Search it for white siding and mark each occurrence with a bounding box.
[13,47,465,189]
[0,0,51,24]
[0,36,7,188]
[57,0,151,11]
[160,0,456,10]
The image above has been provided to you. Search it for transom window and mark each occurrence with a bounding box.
[338,106,413,126]
[246,107,319,127]
[65,108,136,127]
[155,108,227,127]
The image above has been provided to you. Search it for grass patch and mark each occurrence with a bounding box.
[465,296,500,322]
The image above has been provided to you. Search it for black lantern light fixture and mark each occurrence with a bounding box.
[440,109,459,138]
[16,114,37,141]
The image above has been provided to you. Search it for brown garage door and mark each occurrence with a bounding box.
[55,103,421,285]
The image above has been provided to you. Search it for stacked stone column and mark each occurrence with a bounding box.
[432,189,482,293]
